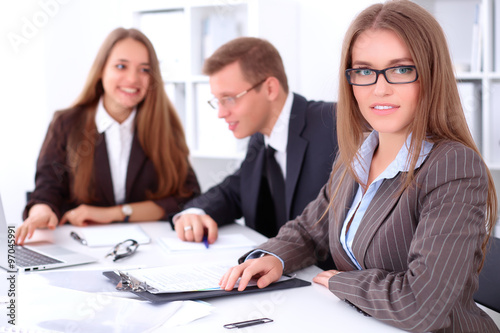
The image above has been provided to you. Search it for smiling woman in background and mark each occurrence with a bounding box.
[220,1,498,332]
[16,27,200,245]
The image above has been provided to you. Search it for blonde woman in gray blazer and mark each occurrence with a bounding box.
[220,1,498,332]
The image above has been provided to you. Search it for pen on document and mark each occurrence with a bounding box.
[203,234,209,249]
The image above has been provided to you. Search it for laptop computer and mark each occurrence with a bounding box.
[0,194,97,272]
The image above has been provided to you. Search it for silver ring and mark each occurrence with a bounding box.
[184,225,193,231]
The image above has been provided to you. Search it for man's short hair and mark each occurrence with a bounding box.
[203,37,289,93]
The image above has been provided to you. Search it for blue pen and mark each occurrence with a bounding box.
[203,235,209,249]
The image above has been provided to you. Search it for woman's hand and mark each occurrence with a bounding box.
[15,203,58,245]
[59,204,120,226]
[312,269,340,288]
[220,255,283,291]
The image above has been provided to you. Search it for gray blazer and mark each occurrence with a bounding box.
[248,141,498,333]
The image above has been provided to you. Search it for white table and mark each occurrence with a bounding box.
[5,222,500,332]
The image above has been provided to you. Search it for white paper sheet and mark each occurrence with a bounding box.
[16,273,213,332]
[122,262,292,294]
[160,301,214,329]
[158,234,256,252]
[122,263,232,293]
[74,225,151,247]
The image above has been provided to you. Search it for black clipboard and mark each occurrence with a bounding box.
[102,270,311,303]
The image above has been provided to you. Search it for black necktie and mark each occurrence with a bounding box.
[265,146,287,227]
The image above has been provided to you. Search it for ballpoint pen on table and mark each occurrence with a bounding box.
[70,231,87,245]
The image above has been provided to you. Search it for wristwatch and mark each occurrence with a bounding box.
[121,204,133,222]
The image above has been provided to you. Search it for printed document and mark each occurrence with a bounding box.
[120,262,291,294]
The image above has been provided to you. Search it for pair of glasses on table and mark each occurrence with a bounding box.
[105,239,139,262]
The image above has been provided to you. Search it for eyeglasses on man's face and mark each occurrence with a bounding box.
[208,78,267,110]
[105,239,139,262]
[345,65,418,86]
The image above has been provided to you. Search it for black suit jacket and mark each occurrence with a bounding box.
[184,93,338,235]
[25,106,200,220]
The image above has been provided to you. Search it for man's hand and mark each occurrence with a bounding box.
[174,213,218,244]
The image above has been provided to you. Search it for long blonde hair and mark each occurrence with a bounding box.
[67,27,192,202]
[331,0,497,267]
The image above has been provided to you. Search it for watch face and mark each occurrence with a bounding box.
[122,204,133,215]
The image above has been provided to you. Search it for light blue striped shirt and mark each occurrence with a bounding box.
[341,131,433,269]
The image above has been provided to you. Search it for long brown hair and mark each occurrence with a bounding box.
[330,0,497,267]
[68,27,192,202]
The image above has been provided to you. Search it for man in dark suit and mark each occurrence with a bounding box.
[173,37,338,249]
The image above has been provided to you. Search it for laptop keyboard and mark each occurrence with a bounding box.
[14,246,63,267]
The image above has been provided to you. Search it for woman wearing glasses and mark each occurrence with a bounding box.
[16,28,200,245]
[220,1,498,332]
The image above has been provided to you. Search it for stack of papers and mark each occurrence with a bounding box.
[119,262,293,294]
[158,234,256,252]
[121,262,234,293]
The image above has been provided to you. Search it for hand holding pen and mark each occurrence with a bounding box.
[203,234,209,249]
[174,213,218,244]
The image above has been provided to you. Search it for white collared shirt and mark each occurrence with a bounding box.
[341,131,434,269]
[263,91,293,178]
[95,99,136,205]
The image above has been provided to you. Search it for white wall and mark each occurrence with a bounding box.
[0,0,124,224]
[1,1,50,225]
[294,0,377,102]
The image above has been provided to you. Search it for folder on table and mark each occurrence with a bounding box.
[102,262,310,303]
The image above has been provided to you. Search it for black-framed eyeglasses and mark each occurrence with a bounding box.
[105,239,139,262]
[345,65,418,86]
[208,78,267,109]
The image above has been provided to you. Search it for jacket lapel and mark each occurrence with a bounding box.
[94,133,115,204]
[285,94,308,220]
[352,176,403,268]
[330,172,360,271]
